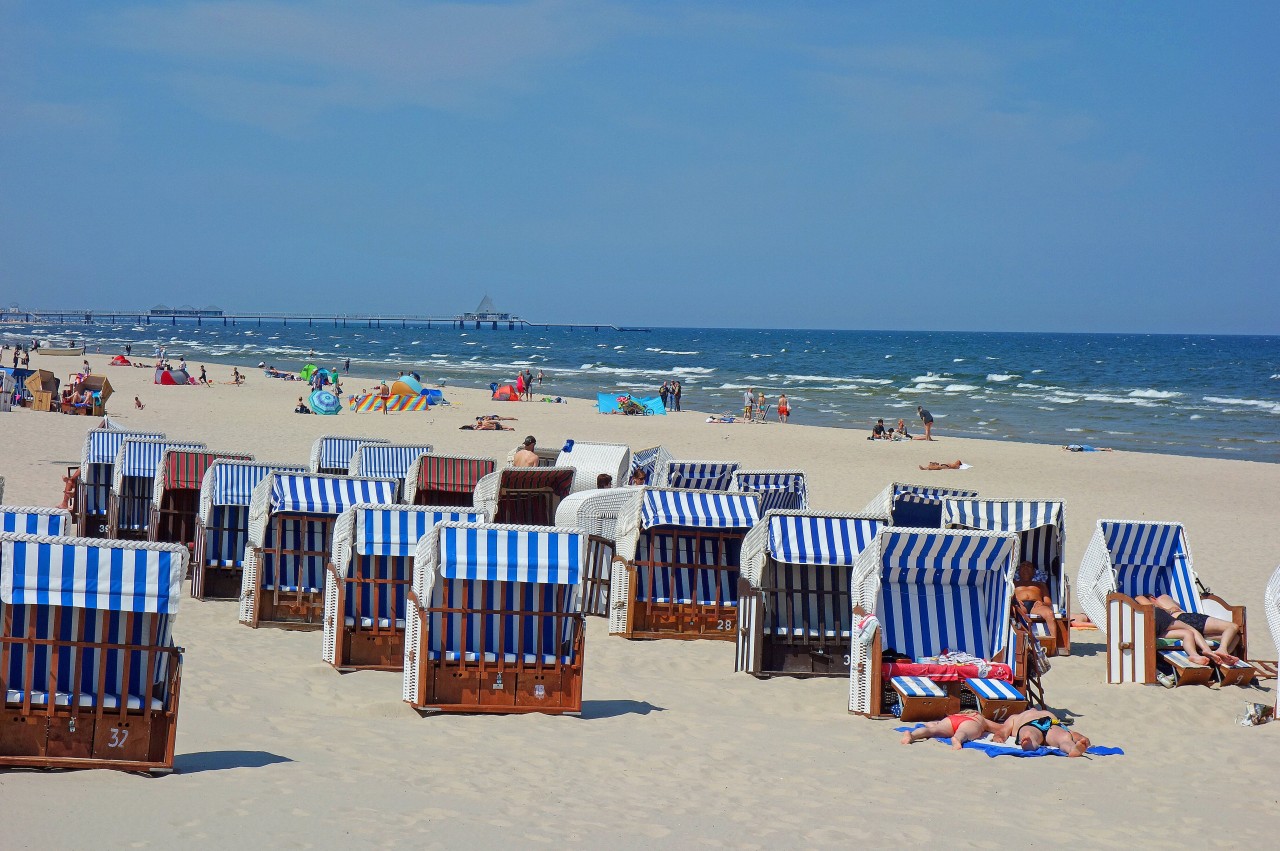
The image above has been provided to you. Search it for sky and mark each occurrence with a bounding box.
[1,1,1277,333]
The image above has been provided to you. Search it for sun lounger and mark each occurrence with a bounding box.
[0,533,188,773]
[324,504,483,671]
[609,488,761,640]
[731,470,809,513]
[106,439,206,541]
[849,528,1037,722]
[309,435,390,475]
[1077,520,1255,687]
[943,497,1071,656]
[553,487,640,616]
[73,428,164,537]
[555,441,631,492]
[403,522,587,714]
[0,506,71,536]
[191,460,306,599]
[148,449,253,553]
[861,481,978,527]
[473,467,575,527]
[652,459,740,491]
[629,445,672,485]
[404,453,496,507]
[736,510,886,676]
[239,473,397,629]
[349,443,434,495]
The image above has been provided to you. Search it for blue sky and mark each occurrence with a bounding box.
[1,1,1276,333]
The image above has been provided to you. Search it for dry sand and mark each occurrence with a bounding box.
[1,351,1277,848]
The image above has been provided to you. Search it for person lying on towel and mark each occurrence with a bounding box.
[901,709,1003,750]
[994,709,1091,757]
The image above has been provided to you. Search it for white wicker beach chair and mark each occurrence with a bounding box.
[0,370,12,413]
[350,443,434,494]
[555,441,631,492]
[107,439,206,541]
[732,470,809,513]
[403,452,496,507]
[0,533,189,773]
[653,459,740,491]
[1266,566,1280,709]
[402,521,587,714]
[736,509,886,677]
[553,486,640,616]
[74,429,164,537]
[472,467,575,527]
[309,435,390,475]
[861,481,978,527]
[323,503,483,671]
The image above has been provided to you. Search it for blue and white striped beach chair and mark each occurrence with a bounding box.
[1077,520,1253,686]
[609,488,760,640]
[732,470,809,513]
[555,441,631,492]
[192,460,306,599]
[350,443,434,494]
[0,506,71,537]
[73,428,164,537]
[106,439,206,540]
[554,486,641,616]
[0,533,188,772]
[653,459,740,492]
[324,504,483,671]
[736,510,885,676]
[848,528,1034,721]
[629,445,672,485]
[309,435,390,475]
[239,473,397,629]
[403,522,587,714]
[943,497,1071,656]
[148,448,254,551]
[862,482,978,527]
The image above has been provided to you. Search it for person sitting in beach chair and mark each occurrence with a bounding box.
[994,709,1092,757]
[1015,562,1055,625]
[1142,593,1242,658]
[1135,595,1237,665]
[901,709,1002,750]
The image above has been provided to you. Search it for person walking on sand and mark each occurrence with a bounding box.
[743,388,755,420]
[673,380,682,411]
[660,381,671,410]
[917,405,935,440]
[777,393,790,422]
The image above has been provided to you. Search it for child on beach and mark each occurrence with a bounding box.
[134,396,144,410]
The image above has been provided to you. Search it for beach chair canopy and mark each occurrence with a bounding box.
[331,504,485,576]
[630,445,672,483]
[309,435,390,474]
[79,430,165,516]
[151,449,254,508]
[247,473,399,547]
[473,467,576,517]
[862,482,978,527]
[852,528,1019,661]
[404,453,496,505]
[554,486,641,540]
[111,439,207,493]
[732,470,809,513]
[1076,520,1201,632]
[351,443,434,483]
[943,497,1066,602]
[0,506,71,537]
[555,441,632,492]
[654,459,740,491]
[197,460,308,523]
[740,510,886,588]
[615,488,761,561]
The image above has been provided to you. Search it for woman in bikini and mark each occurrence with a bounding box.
[1135,594,1239,664]
[900,709,1000,750]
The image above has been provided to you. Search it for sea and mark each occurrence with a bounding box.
[5,322,1279,464]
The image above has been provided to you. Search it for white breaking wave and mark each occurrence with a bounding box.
[986,373,1019,382]
[1204,396,1280,414]
[944,384,979,392]
[1128,388,1181,399]
[1017,383,1041,389]
[645,348,700,355]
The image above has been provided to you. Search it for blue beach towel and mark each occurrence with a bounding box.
[896,725,1124,759]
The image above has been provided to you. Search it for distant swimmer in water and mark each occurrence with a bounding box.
[1064,444,1113,452]
[920,460,968,470]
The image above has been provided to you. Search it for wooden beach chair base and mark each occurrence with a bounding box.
[963,678,1029,722]
[1216,660,1257,688]
[408,658,582,715]
[335,627,406,672]
[757,641,850,677]
[625,600,738,641]
[252,594,325,630]
[1159,651,1215,687]
[890,677,956,722]
[0,705,178,773]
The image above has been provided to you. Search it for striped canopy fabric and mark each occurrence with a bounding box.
[0,533,189,614]
[555,441,631,492]
[433,523,584,584]
[0,507,71,537]
[199,460,308,522]
[630,445,672,482]
[332,504,486,569]
[732,470,809,513]
[750,512,885,576]
[270,474,398,516]
[854,528,1019,662]
[81,428,164,471]
[351,443,434,483]
[1087,520,1200,615]
[655,459,740,491]
[405,453,496,504]
[159,449,253,492]
[864,482,979,527]
[112,439,207,492]
[309,435,390,473]
[640,489,760,532]
[499,467,576,498]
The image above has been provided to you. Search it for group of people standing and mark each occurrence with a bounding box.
[514,368,544,401]
[659,380,683,411]
[740,387,791,422]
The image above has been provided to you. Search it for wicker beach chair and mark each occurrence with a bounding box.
[324,504,483,671]
[1267,566,1280,712]
[1077,520,1256,687]
[731,470,809,513]
[309,435,390,475]
[0,533,188,773]
[609,487,761,640]
[943,497,1071,656]
[106,439,206,541]
[404,453,496,507]
[848,527,1038,722]
[629,445,672,485]
[473,467,575,527]
[0,506,71,536]
[402,521,587,714]
[555,441,631,492]
[736,510,886,677]
[553,486,641,616]
[191,460,306,599]
[73,429,164,537]
[349,443,434,495]
[861,481,978,527]
[239,473,397,629]
[652,459,740,491]
[148,449,253,553]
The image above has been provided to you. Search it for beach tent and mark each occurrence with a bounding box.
[1076,520,1256,687]
[0,533,189,772]
[595,394,666,415]
[350,443,434,493]
[389,375,423,397]
[191,459,307,600]
[609,487,761,640]
[861,482,978,527]
[554,487,641,616]
[309,435,390,475]
[422,388,445,405]
[351,394,431,413]
[148,448,254,551]
[109,355,131,366]
[556,440,631,492]
[107,439,206,540]
[473,467,576,527]
[0,505,71,536]
[736,509,886,677]
[732,470,809,513]
[402,521,587,714]
[848,528,1035,722]
[74,429,165,537]
[323,504,483,671]
[299,364,318,382]
[404,453,496,507]
[153,367,191,386]
[239,472,398,629]
[653,459,740,491]
[492,384,519,401]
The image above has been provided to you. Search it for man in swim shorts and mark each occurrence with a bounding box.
[1134,596,1231,665]
[1136,595,1240,664]
[900,709,1001,750]
[1014,562,1055,624]
[994,709,1091,757]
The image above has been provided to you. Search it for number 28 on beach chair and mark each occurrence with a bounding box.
[402,522,587,714]
[608,488,761,640]
[324,504,483,671]
[848,528,1036,722]
[554,487,640,616]
[1077,520,1256,687]
[404,453,496,508]
[0,533,188,773]
[862,482,978,528]
[736,510,885,677]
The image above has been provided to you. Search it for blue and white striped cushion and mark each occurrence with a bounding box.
[965,677,1025,701]
[891,676,945,698]
[1160,650,1207,669]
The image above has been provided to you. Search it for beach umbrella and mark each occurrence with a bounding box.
[309,389,341,415]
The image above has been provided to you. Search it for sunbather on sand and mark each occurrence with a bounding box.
[461,417,512,431]
[901,709,1001,750]
[1014,562,1055,623]
[1143,593,1241,658]
[1135,595,1238,665]
[920,460,965,470]
[994,709,1091,757]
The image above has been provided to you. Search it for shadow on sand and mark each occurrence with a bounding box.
[173,750,293,774]
[578,699,666,720]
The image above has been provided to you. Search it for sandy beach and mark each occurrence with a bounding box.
[2,351,1277,848]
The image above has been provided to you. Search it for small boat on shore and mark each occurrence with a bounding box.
[40,339,86,356]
